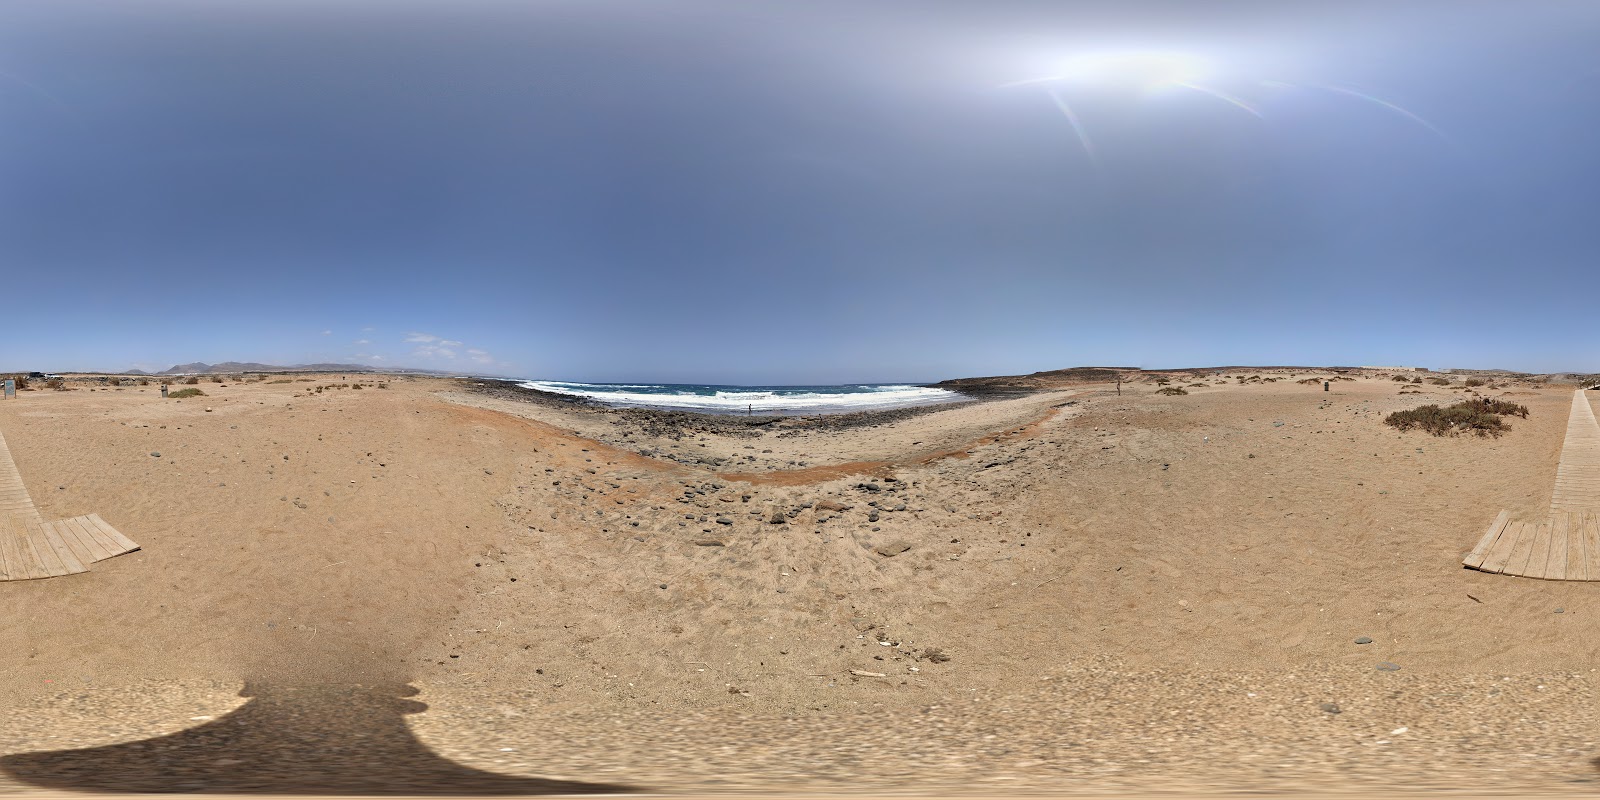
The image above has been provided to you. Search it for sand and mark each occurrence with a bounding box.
[3,371,1600,795]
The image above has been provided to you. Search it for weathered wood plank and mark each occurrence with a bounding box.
[1545,515,1570,580]
[10,520,48,580]
[40,520,88,575]
[1464,510,1512,569]
[85,513,139,555]
[26,523,70,577]
[1567,512,1589,581]
[1583,512,1600,582]
[61,515,114,560]
[52,518,102,566]
[1512,522,1547,578]
[1481,521,1527,574]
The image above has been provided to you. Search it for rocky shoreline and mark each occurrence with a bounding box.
[457,379,985,439]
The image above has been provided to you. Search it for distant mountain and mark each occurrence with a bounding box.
[143,361,455,376]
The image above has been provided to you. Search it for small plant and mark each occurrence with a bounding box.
[168,387,206,399]
[210,375,223,383]
[1464,378,1486,387]
[45,378,65,390]
[183,376,200,385]
[378,382,389,389]
[107,377,122,386]
[138,378,149,385]
[1156,386,1188,396]
[1391,374,1411,382]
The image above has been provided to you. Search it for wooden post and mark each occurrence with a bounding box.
[1116,377,1122,396]
[1324,381,1330,392]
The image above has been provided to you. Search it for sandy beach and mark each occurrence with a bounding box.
[3,371,1600,795]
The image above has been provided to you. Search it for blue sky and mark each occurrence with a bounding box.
[2,1,1597,383]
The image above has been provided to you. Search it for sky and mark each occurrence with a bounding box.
[2,0,1598,383]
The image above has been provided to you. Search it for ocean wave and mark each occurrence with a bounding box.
[516,380,963,413]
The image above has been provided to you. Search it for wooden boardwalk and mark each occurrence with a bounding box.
[1465,390,1600,580]
[1551,388,1600,517]
[0,426,139,582]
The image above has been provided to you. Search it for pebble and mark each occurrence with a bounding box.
[1320,702,1342,714]
[1354,636,1373,645]
[150,452,161,458]
[1376,662,1402,672]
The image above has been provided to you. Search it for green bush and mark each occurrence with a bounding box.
[1155,386,1188,396]
[168,387,206,399]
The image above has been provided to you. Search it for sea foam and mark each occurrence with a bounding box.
[515,380,964,414]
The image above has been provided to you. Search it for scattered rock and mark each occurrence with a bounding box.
[875,541,911,557]
[694,539,725,547]
[150,452,161,458]
[768,510,786,524]
[715,517,733,525]
[1354,636,1373,645]
[1376,662,1402,672]
[1320,702,1342,714]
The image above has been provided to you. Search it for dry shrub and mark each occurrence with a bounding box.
[1155,386,1188,396]
[183,376,200,385]
[1385,398,1529,438]
[168,387,206,399]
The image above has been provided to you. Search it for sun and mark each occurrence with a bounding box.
[1003,50,1211,93]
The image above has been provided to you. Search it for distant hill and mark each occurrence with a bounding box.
[141,361,455,376]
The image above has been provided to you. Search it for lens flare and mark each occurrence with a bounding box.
[1172,82,1262,118]
[1043,85,1097,163]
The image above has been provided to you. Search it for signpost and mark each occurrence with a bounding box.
[3,379,13,399]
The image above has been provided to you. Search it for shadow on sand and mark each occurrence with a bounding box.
[0,683,634,795]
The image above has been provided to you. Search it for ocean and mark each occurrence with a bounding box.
[513,380,967,415]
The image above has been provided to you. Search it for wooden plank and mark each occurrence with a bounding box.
[1567,512,1589,581]
[1545,515,1570,581]
[26,524,69,577]
[0,523,18,581]
[85,513,139,555]
[1481,521,1527,574]
[10,522,47,580]
[1464,510,1512,568]
[1511,522,1546,577]
[52,518,102,567]
[40,521,87,575]
[62,516,115,562]
[73,515,128,559]
[1584,513,1600,582]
